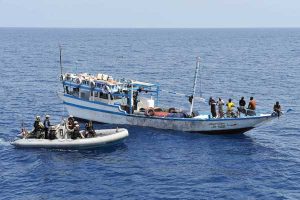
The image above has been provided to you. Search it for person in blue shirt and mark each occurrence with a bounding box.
[43,115,51,139]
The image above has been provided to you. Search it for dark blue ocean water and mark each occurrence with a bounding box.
[0,28,300,199]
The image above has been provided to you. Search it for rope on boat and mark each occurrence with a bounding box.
[160,89,206,103]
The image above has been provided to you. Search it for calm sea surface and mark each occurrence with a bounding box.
[0,28,300,199]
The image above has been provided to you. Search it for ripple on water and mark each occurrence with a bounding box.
[0,28,300,199]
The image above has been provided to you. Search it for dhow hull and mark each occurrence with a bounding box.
[60,93,275,134]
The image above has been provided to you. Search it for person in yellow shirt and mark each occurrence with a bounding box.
[226,98,235,118]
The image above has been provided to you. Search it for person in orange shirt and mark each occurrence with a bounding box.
[246,97,256,116]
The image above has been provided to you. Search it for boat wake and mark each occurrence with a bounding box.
[0,138,11,147]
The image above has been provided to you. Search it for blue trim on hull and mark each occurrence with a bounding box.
[64,94,119,108]
[191,127,254,134]
[63,102,126,116]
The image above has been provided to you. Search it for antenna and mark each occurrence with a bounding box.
[21,120,24,132]
[59,45,63,75]
[189,57,201,115]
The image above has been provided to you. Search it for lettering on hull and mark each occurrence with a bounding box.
[209,122,226,129]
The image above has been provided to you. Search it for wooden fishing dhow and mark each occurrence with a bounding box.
[58,52,278,134]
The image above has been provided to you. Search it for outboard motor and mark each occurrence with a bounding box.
[49,126,57,140]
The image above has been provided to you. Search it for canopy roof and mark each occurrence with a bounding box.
[63,72,158,89]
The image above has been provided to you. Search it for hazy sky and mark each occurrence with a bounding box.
[0,0,299,28]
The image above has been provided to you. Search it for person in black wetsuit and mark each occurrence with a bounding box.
[71,121,83,139]
[209,97,217,118]
[33,116,44,138]
[67,115,75,129]
[85,120,96,138]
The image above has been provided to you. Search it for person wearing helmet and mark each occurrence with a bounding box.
[71,121,83,139]
[33,116,45,138]
[43,115,52,139]
[67,115,75,130]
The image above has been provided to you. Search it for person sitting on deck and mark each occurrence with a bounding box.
[246,97,256,116]
[145,108,155,116]
[67,115,75,130]
[226,99,236,118]
[273,101,282,118]
[84,120,96,138]
[237,97,246,117]
[33,116,45,138]
[71,121,84,139]
[168,107,176,113]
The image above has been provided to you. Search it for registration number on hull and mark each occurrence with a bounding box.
[209,122,226,129]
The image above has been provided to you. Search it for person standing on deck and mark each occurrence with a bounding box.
[247,97,256,116]
[226,98,235,118]
[217,97,224,118]
[237,97,246,117]
[209,97,217,118]
[43,115,51,139]
[273,101,282,118]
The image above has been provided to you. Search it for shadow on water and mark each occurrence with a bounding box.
[49,142,128,155]
[11,142,128,155]
[142,125,256,141]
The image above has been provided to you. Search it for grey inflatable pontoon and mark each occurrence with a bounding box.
[11,127,129,149]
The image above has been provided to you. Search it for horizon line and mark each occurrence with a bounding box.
[1,26,300,29]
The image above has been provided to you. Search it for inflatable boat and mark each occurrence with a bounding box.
[11,127,129,149]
